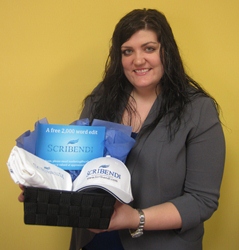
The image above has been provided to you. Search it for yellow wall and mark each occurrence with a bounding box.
[1,1,238,249]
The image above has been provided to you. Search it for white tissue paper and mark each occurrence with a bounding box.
[7,146,72,191]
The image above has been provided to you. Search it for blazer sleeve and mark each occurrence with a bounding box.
[79,96,93,120]
[79,82,103,121]
[170,97,225,233]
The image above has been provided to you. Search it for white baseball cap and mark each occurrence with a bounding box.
[72,156,133,204]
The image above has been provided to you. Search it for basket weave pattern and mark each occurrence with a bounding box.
[24,187,115,229]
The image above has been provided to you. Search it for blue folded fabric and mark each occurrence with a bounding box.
[16,118,48,155]
[92,119,135,163]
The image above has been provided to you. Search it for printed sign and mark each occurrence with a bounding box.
[36,124,105,170]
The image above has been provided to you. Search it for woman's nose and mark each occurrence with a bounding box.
[133,52,145,66]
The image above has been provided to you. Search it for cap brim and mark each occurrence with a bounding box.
[75,184,133,204]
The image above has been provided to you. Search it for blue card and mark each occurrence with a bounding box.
[36,124,105,170]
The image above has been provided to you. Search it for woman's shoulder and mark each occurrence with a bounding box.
[185,92,220,131]
[189,92,217,112]
[185,84,216,109]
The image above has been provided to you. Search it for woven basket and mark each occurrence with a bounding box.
[23,187,115,229]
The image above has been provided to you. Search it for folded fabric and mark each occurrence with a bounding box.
[7,146,72,191]
[92,119,135,163]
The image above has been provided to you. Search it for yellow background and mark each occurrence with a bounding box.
[1,1,238,249]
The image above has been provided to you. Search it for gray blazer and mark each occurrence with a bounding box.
[70,93,225,250]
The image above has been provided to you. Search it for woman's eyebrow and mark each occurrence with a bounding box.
[121,41,158,49]
[142,41,158,46]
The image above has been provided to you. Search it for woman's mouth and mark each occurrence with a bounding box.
[134,68,151,75]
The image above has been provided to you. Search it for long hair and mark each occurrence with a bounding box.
[84,9,218,139]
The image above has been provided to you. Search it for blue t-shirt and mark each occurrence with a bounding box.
[83,231,124,250]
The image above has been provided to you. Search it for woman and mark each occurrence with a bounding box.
[20,8,225,250]
[70,8,225,250]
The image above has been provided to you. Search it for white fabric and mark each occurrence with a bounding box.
[7,146,72,191]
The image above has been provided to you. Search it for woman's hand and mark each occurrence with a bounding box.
[18,184,25,202]
[88,200,139,234]
[88,201,182,234]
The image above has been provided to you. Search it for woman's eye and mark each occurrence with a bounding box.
[122,49,132,56]
[145,47,155,52]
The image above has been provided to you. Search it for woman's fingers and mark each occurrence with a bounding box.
[18,184,25,202]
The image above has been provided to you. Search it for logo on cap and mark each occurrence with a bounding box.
[86,164,121,179]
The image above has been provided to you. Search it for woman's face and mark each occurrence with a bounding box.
[121,29,164,92]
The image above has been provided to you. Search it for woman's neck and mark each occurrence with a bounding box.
[122,86,160,132]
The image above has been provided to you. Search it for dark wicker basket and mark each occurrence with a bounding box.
[23,187,115,229]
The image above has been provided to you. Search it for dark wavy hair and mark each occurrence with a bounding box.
[84,9,218,139]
